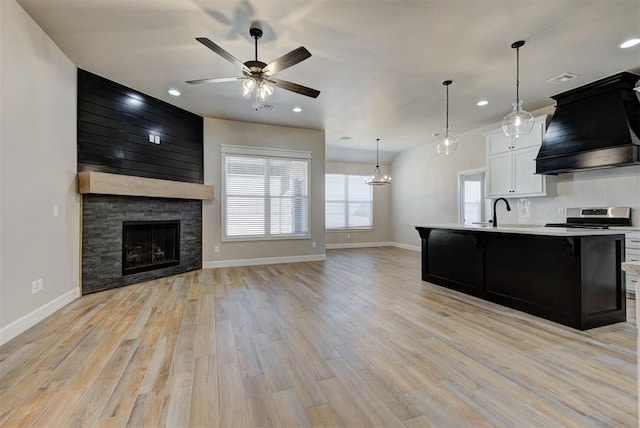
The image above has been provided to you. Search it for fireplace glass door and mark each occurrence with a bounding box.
[123,221,180,275]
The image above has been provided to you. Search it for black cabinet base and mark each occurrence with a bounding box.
[417,227,626,330]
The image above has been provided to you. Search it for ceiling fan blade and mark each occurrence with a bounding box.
[186,76,245,85]
[196,37,251,73]
[262,47,311,75]
[267,78,320,98]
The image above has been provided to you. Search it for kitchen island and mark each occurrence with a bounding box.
[415,224,626,330]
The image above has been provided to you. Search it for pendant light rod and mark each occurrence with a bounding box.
[443,80,452,133]
[375,138,380,167]
[512,40,525,101]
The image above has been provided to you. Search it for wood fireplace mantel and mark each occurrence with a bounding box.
[77,171,214,200]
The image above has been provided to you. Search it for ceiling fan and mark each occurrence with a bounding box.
[187,22,320,103]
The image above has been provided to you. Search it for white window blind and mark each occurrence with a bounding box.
[221,145,310,241]
[325,174,373,229]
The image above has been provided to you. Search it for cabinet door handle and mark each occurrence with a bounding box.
[630,240,640,243]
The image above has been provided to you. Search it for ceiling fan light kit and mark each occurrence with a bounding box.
[502,40,534,137]
[365,139,391,186]
[187,22,320,107]
[436,80,459,155]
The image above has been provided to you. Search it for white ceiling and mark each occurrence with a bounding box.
[17,0,640,164]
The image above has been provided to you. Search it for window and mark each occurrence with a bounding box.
[221,145,310,241]
[325,174,373,229]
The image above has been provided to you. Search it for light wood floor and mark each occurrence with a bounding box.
[0,247,636,427]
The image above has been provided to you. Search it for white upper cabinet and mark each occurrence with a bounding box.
[484,115,553,198]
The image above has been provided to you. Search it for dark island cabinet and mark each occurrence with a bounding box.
[420,229,484,294]
[416,227,626,330]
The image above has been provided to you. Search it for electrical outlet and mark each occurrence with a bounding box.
[214,246,220,253]
[37,278,43,291]
[312,241,317,248]
[31,281,37,295]
[347,233,351,239]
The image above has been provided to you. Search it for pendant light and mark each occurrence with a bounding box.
[502,40,534,137]
[436,80,459,155]
[365,138,391,185]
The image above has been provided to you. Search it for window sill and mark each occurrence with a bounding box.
[326,228,374,233]
[222,234,310,243]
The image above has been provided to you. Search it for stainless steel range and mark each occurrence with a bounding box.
[546,207,632,229]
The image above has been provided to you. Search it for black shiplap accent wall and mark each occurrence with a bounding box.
[78,69,204,183]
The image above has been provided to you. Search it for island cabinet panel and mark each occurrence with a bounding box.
[420,229,483,294]
[581,237,625,326]
[415,227,626,330]
[484,234,581,327]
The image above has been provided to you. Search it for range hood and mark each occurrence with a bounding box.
[536,71,640,175]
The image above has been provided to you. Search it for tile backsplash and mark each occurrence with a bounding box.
[497,164,640,226]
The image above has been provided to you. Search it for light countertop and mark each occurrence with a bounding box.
[412,223,629,237]
[622,261,640,274]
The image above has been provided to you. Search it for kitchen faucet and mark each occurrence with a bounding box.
[493,198,511,227]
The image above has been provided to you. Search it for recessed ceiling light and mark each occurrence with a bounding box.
[620,38,640,49]
[292,107,302,113]
[168,89,181,96]
[477,100,489,106]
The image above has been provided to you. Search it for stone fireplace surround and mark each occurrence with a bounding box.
[79,172,213,295]
[82,195,202,294]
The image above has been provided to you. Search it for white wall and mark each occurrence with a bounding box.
[202,117,326,266]
[391,104,640,247]
[325,161,392,247]
[0,0,79,344]
[391,124,488,247]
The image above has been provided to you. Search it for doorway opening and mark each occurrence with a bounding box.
[458,169,487,225]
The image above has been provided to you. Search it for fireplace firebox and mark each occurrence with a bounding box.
[123,220,180,275]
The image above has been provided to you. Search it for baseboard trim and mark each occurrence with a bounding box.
[204,253,327,269]
[0,288,79,346]
[391,242,421,252]
[326,242,394,249]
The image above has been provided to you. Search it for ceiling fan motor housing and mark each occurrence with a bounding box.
[244,60,267,74]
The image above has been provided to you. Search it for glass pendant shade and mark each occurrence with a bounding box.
[256,80,274,101]
[436,128,459,155]
[241,77,273,102]
[436,80,458,155]
[502,99,534,136]
[242,77,256,98]
[365,138,391,185]
[503,40,533,137]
